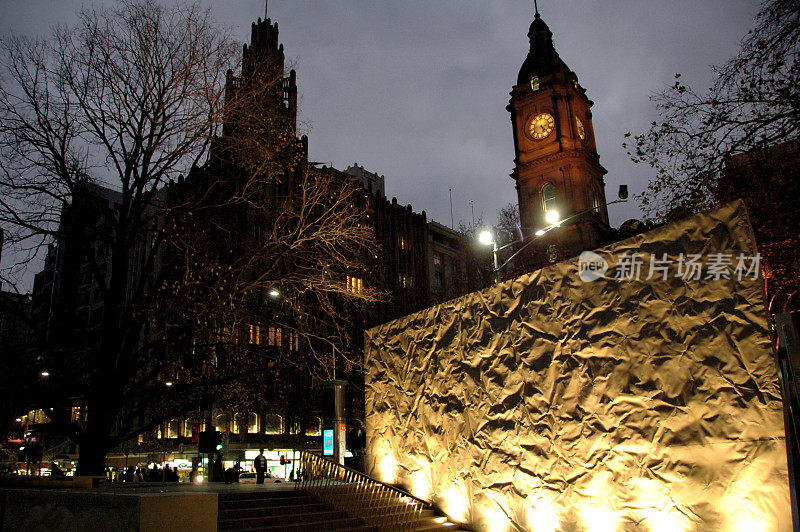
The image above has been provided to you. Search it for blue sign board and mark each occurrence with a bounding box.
[323,429,334,455]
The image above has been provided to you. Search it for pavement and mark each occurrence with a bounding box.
[93,480,299,495]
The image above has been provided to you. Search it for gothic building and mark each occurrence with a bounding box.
[508,9,612,266]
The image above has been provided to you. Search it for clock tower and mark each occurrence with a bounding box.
[508,9,609,264]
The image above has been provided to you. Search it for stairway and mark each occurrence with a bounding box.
[312,484,460,531]
[217,489,373,531]
[217,487,462,531]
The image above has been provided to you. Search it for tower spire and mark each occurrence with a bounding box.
[265,0,268,19]
[534,0,539,16]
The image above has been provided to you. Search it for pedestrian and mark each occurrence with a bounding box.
[212,452,225,483]
[254,448,267,484]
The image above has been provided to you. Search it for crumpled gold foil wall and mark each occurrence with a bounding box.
[365,201,791,531]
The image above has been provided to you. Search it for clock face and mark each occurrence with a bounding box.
[576,117,586,140]
[528,113,555,140]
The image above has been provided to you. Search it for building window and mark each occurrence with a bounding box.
[542,184,557,212]
[287,331,298,351]
[347,275,364,294]
[182,418,192,437]
[592,190,601,213]
[433,252,443,287]
[268,326,276,346]
[264,414,282,435]
[530,76,540,91]
[248,413,258,434]
[399,236,407,250]
[399,274,414,288]
[166,419,179,439]
[249,324,261,345]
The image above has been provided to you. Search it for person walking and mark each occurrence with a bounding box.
[254,449,267,484]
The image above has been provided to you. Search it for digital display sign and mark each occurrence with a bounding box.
[322,429,334,455]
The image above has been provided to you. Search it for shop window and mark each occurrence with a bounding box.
[248,413,258,434]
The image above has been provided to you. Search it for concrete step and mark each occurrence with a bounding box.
[219,509,350,529]
[219,494,318,510]
[228,517,375,531]
[219,501,333,520]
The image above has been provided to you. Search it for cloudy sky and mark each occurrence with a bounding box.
[2,0,760,230]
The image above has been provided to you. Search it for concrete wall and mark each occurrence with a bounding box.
[365,201,791,531]
[0,489,217,531]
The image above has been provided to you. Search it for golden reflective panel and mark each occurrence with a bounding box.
[366,201,790,531]
[528,112,555,140]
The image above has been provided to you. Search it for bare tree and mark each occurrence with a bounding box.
[627,0,799,220]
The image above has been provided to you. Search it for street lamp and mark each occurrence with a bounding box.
[480,186,628,283]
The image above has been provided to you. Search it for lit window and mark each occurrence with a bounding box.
[399,236,407,250]
[276,327,282,347]
[249,324,261,345]
[347,275,364,294]
[592,190,601,213]
[530,76,540,91]
[248,413,258,434]
[433,252,442,267]
[400,274,414,288]
[166,419,179,439]
[542,184,557,213]
[268,326,276,346]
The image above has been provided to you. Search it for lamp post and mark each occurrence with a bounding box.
[479,187,628,283]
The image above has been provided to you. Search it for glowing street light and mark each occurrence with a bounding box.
[268,288,281,298]
[40,371,49,378]
[478,186,628,283]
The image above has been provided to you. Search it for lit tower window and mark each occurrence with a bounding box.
[542,183,557,212]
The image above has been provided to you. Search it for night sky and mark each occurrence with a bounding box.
[2,0,760,230]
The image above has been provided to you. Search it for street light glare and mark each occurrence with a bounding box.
[535,229,546,236]
[40,371,50,377]
[478,230,494,246]
[545,210,560,225]
[268,288,281,298]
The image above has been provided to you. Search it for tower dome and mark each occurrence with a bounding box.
[516,13,573,86]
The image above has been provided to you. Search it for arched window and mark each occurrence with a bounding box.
[592,190,601,213]
[530,76,540,92]
[247,413,258,434]
[542,184,557,213]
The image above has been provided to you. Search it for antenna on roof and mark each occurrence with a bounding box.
[265,0,268,18]
[534,0,539,16]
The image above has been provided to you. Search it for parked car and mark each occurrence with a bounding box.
[238,472,282,483]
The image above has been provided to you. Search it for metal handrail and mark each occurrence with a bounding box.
[295,450,428,532]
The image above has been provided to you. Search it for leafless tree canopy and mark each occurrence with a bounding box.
[0,1,380,474]
[0,0,237,287]
[627,0,800,220]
